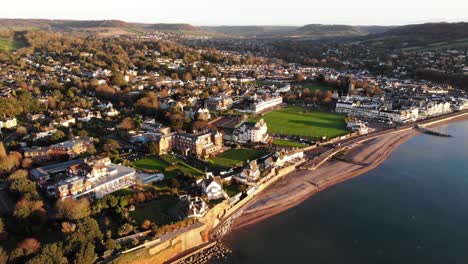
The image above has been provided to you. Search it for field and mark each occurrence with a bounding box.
[134,157,169,171]
[259,106,348,139]
[305,83,333,93]
[272,138,306,148]
[209,148,271,168]
[0,37,26,51]
[129,197,179,226]
[135,155,204,179]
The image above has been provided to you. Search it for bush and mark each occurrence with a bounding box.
[17,238,41,254]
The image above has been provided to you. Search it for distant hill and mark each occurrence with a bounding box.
[360,22,468,50]
[203,24,393,39]
[0,19,138,32]
[202,26,299,37]
[382,22,468,39]
[295,24,393,38]
[145,23,200,31]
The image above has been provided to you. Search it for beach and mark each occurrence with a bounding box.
[231,114,468,231]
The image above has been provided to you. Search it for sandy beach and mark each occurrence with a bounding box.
[231,115,468,231]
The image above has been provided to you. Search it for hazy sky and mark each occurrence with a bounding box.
[1,0,467,26]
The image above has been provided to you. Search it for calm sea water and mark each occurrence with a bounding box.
[220,120,468,264]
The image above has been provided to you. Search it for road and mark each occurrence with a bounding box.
[303,110,468,170]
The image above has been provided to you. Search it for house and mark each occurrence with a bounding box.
[32,127,57,140]
[346,120,369,134]
[48,137,94,159]
[183,106,211,121]
[204,96,233,111]
[232,119,268,143]
[52,116,76,127]
[104,108,120,117]
[0,117,17,129]
[97,101,113,110]
[239,160,261,182]
[24,137,94,160]
[202,174,224,200]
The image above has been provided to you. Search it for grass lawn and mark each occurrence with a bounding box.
[258,106,348,139]
[129,197,179,226]
[224,182,244,197]
[305,84,333,93]
[135,157,170,171]
[135,155,204,179]
[0,37,26,51]
[272,138,306,148]
[209,148,271,168]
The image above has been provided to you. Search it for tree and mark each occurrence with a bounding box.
[9,178,37,198]
[7,169,28,181]
[60,222,76,234]
[0,218,6,240]
[141,219,152,230]
[117,223,134,237]
[0,247,8,264]
[119,117,135,130]
[111,71,126,87]
[22,158,34,169]
[51,130,66,142]
[16,126,27,135]
[182,72,192,82]
[102,139,120,153]
[74,243,96,264]
[13,199,45,219]
[55,198,90,221]
[17,238,41,254]
[26,243,67,264]
[0,142,6,159]
[294,73,305,83]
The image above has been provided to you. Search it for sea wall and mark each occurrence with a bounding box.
[112,160,305,264]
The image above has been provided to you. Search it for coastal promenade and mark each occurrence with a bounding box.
[232,110,468,230]
[162,110,468,264]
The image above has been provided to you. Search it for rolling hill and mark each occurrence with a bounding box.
[359,22,468,50]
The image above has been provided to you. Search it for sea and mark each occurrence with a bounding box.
[218,120,468,264]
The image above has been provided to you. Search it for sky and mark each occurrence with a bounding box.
[1,0,467,26]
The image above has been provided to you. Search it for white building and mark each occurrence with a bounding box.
[232,119,269,143]
[248,96,283,113]
[0,117,17,129]
[201,174,224,200]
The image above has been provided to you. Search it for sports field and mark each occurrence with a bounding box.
[209,148,270,168]
[260,106,348,139]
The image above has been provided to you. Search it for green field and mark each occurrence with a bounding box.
[259,107,348,139]
[135,155,204,179]
[209,148,270,168]
[272,138,306,148]
[0,37,26,51]
[135,157,170,171]
[305,83,333,93]
[129,197,178,226]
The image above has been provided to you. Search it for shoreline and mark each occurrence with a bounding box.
[228,115,468,233]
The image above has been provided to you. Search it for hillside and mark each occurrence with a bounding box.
[382,22,468,39]
[295,24,393,38]
[145,23,200,31]
[360,22,468,50]
[203,26,299,37]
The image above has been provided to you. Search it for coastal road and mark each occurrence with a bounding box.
[302,110,468,170]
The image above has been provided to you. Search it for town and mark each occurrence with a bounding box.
[0,22,468,264]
